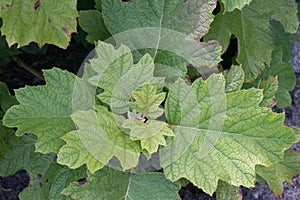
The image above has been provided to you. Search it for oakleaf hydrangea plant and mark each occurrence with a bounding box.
[1,0,300,199]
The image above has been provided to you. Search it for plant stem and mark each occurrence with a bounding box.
[11,55,44,81]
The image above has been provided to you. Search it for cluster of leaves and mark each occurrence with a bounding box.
[1,0,300,199]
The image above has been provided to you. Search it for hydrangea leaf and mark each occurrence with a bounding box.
[220,0,252,12]
[3,68,76,153]
[57,131,105,173]
[204,0,298,81]
[223,65,244,92]
[0,82,18,112]
[101,0,221,83]
[161,73,295,195]
[0,0,78,48]
[216,180,240,200]
[260,49,296,108]
[97,53,165,114]
[258,77,278,107]
[129,84,166,119]
[0,132,86,200]
[78,10,111,43]
[62,167,180,200]
[270,20,298,63]
[59,105,141,172]
[102,0,216,40]
[122,119,174,154]
[256,150,300,195]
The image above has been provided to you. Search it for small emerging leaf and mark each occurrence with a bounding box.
[130,84,166,119]
[122,119,174,154]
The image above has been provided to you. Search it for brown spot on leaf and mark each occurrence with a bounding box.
[37,174,42,179]
[62,27,68,33]
[48,18,51,23]
[34,0,40,10]
[39,182,43,188]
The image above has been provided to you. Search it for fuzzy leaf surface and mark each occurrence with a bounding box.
[204,0,298,81]
[122,119,174,154]
[129,84,166,119]
[161,73,295,195]
[3,68,76,153]
[256,150,300,195]
[59,105,141,172]
[62,167,180,200]
[101,0,221,82]
[0,0,78,48]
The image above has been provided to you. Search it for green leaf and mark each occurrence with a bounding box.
[129,84,166,119]
[216,180,241,200]
[59,105,141,172]
[3,68,76,153]
[256,150,300,195]
[161,73,295,195]
[220,0,252,12]
[223,65,244,92]
[0,33,19,68]
[258,77,278,107]
[97,52,164,114]
[0,132,85,200]
[62,167,180,200]
[101,0,221,83]
[102,0,216,39]
[261,49,296,108]
[0,82,18,112]
[0,0,78,48]
[204,0,298,81]
[122,119,174,154]
[270,20,298,63]
[57,131,104,173]
[78,10,111,43]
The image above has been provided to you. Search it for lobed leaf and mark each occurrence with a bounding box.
[62,167,180,200]
[161,73,295,195]
[0,0,78,48]
[100,0,221,83]
[3,68,76,153]
[59,105,141,172]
